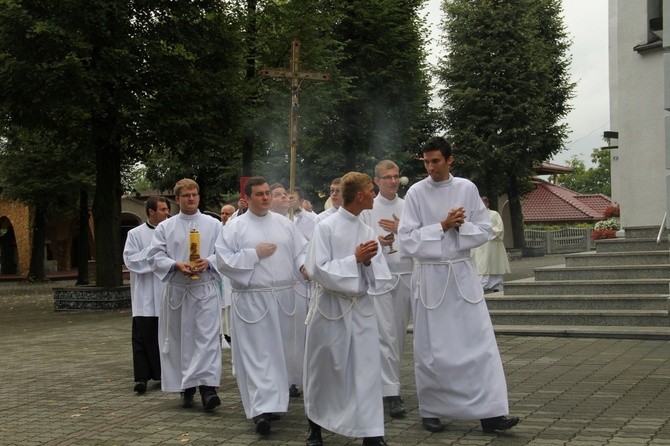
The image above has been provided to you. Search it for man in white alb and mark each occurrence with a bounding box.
[123,196,170,394]
[470,196,510,292]
[147,178,223,412]
[216,177,308,437]
[315,177,342,222]
[269,182,311,398]
[303,171,392,446]
[360,160,412,419]
[398,137,519,434]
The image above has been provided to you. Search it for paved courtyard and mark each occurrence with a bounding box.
[0,280,668,446]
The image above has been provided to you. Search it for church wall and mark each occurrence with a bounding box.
[610,0,668,229]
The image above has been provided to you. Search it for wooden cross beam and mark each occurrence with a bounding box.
[261,38,330,200]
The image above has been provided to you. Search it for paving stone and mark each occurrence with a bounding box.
[1,281,669,446]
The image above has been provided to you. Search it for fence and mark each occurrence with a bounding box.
[523,228,593,256]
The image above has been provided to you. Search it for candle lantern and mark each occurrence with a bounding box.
[189,224,200,280]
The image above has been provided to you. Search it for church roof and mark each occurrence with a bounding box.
[522,178,612,223]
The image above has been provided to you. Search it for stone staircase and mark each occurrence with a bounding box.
[489,227,670,340]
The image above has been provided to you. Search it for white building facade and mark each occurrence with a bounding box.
[609,0,668,230]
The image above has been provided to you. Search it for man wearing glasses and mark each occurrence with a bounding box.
[361,160,413,419]
[148,178,224,412]
[315,177,342,222]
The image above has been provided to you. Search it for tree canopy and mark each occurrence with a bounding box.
[0,0,245,285]
[558,149,611,196]
[438,0,574,247]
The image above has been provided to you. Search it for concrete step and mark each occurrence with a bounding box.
[564,250,670,267]
[486,294,669,310]
[492,325,670,340]
[503,278,670,295]
[623,226,670,239]
[533,264,670,281]
[595,237,669,253]
[489,309,669,327]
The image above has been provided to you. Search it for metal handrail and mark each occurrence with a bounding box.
[657,211,667,244]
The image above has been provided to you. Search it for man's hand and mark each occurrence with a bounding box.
[378,234,393,247]
[175,261,194,276]
[255,242,277,259]
[378,213,400,234]
[301,199,313,212]
[238,197,248,210]
[288,194,301,211]
[355,240,378,266]
[299,265,309,280]
[441,207,466,232]
[191,258,209,273]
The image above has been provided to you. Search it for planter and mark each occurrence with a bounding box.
[52,285,131,311]
[522,246,546,257]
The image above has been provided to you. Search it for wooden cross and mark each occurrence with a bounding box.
[261,38,330,200]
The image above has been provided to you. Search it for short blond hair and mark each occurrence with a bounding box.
[174,178,199,196]
[340,172,372,205]
[374,160,399,177]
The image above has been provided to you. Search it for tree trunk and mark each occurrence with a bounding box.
[27,202,47,281]
[76,188,90,285]
[241,0,257,177]
[506,175,526,250]
[92,116,123,288]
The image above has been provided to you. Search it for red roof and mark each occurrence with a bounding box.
[522,178,612,223]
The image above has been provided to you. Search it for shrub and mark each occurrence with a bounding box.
[603,204,620,218]
[594,217,620,231]
[592,228,617,240]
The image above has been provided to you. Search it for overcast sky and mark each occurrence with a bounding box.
[421,0,609,167]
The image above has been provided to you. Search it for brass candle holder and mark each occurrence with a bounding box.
[189,226,200,280]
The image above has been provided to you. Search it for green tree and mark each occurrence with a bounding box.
[324,0,436,182]
[438,0,574,248]
[240,0,435,201]
[246,0,347,198]
[138,2,245,209]
[558,149,611,196]
[0,1,245,286]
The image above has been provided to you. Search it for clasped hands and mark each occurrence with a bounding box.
[176,258,209,277]
[441,207,466,232]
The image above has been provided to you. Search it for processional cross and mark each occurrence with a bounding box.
[261,38,330,201]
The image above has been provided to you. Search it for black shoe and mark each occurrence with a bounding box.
[480,416,520,433]
[133,381,147,394]
[385,396,406,418]
[180,387,196,408]
[362,437,388,446]
[269,413,281,421]
[199,386,221,411]
[253,413,272,436]
[289,384,303,397]
[305,420,323,446]
[422,417,446,433]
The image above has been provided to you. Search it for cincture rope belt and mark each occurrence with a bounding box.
[416,258,470,310]
[305,282,372,325]
[367,271,411,296]
[232,283,295,324]
[160,279,217,354]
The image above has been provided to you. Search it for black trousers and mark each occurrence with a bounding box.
[132,316,161,382]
